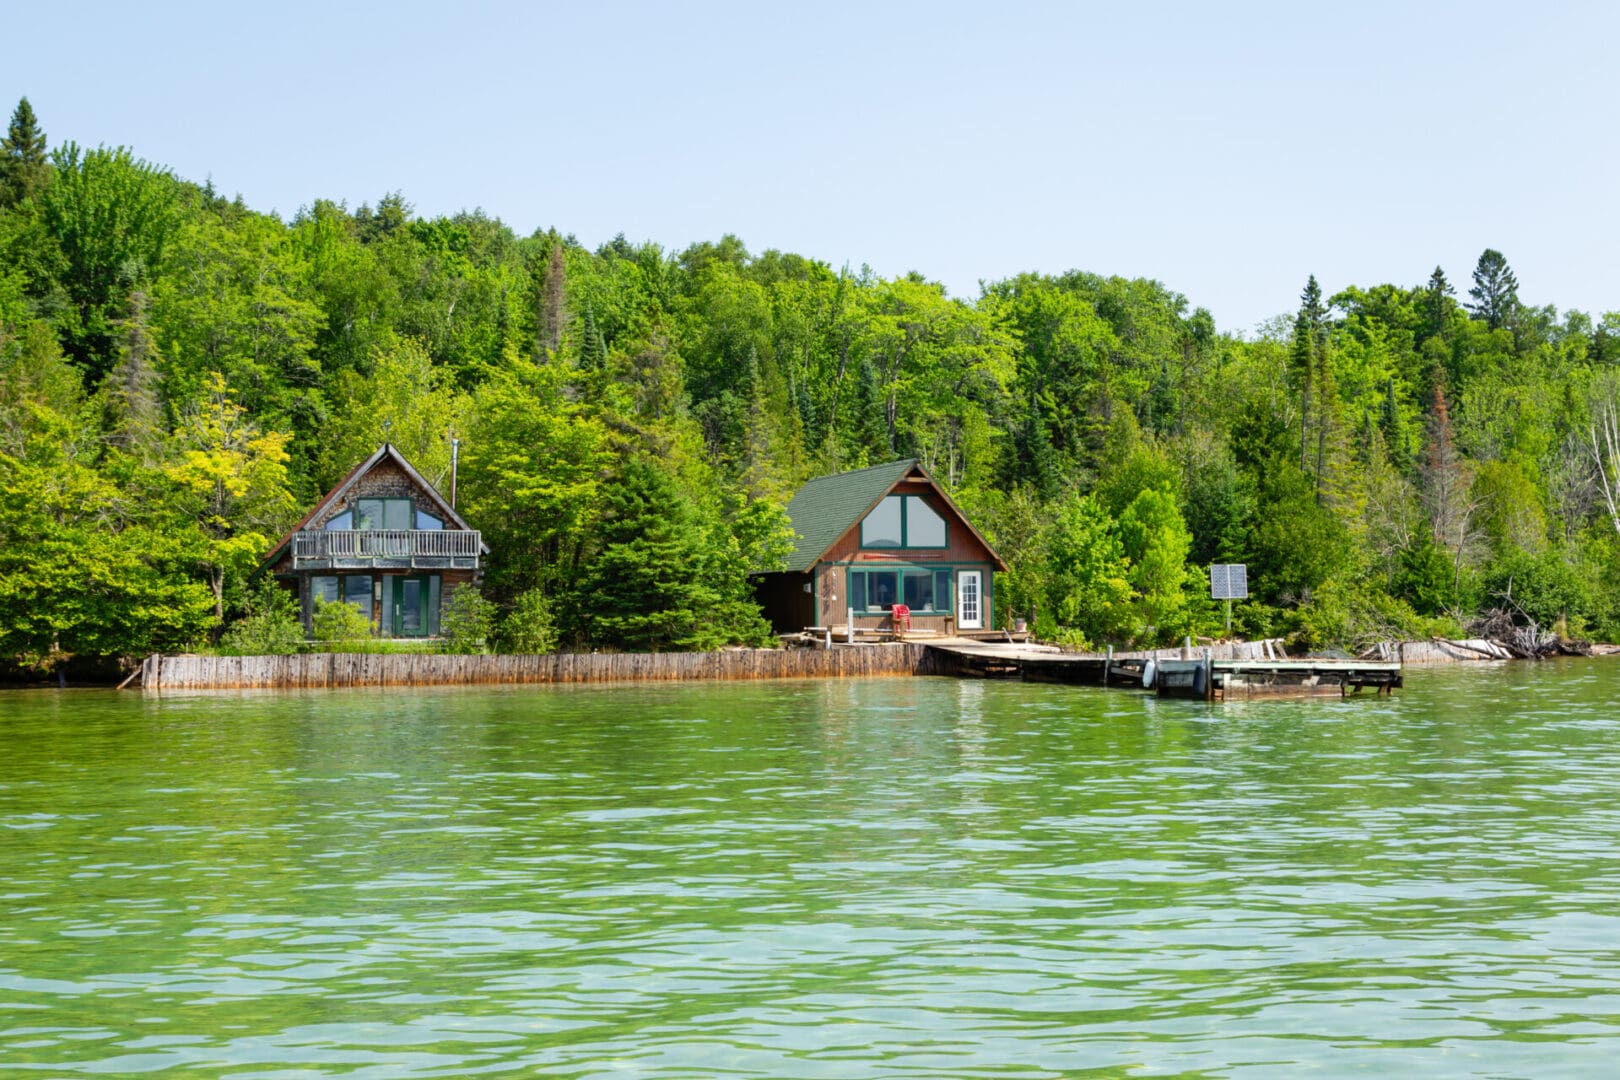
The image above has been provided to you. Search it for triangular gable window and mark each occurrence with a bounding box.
[860,495,948,549]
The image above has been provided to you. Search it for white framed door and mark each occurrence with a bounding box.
[958,570,983,630]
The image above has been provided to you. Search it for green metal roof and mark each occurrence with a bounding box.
[781,459,919,572]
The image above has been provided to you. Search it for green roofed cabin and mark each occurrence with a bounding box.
[756,459,1009,639]
[260,444,487,638]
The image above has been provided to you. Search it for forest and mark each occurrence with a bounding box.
[5,96,1620,674]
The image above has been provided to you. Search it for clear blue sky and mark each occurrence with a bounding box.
[9,1,1618,334]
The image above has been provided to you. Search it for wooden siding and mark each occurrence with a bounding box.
[798,483,996,631]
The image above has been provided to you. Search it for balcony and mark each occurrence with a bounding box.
[292,529,483,570]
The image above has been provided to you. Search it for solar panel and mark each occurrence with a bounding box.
[1210,563,1248,600]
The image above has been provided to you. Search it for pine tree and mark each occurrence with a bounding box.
[1466,249,1519,331]
[1421,266,1454,342]
[1381,377,1412,470]
[571,460,771,650]
[0,97,49,207]
[1290,308,1314,470]
[1291,275,1327,471]
[103,290,164,455]
[578,306,605,370]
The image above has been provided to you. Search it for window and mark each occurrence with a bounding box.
[907,500,946,546]
[859,497,904,547]
[415,508,443,530]
[344,575,374,620]
[859,495,948,549]
[849,568,954,614]
[325,509,354,530]
[357,498,411,530]
[312,576,340,605]
[311,574,373,621]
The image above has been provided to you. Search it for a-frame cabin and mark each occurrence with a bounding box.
[756,459,1008,639]
[260,444,487,637]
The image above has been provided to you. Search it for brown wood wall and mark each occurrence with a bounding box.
[142,644,941,690]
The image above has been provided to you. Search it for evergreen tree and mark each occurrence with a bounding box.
[102,290,164,456]
[571,460,771,651]
[1290,275,1328,474]
[579,306,605,370]
[1466,249,1519,330]
[1290,307,1315,470]
[0,97,49,207]
[1420,266,1454,342]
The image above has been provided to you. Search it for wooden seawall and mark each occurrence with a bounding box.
[141,645,941,691]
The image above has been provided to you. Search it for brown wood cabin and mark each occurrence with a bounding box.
[756,458,1009,639]
[259,444,487,638]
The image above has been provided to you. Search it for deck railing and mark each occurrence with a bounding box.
[292,529,482,566]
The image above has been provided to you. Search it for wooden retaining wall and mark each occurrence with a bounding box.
[141,644,939,691]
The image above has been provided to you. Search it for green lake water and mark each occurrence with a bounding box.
[2,664,1619,1078]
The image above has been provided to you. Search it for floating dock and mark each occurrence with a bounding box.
[925,641,1401,700]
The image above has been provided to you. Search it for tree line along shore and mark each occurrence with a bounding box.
[4,96,1620,680]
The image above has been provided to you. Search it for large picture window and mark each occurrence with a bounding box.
[849,568,954,615]
[859,495,948,549]
[356,498,412,530]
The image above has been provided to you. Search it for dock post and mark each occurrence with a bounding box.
[1103,644,1112,687]
[1182,636,1192,660]
[847,606,854,644]
[1204,646,1213,702]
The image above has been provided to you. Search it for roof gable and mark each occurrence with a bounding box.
[779,458,1006,572]
[260,444,485,566]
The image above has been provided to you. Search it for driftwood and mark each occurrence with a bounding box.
[1359,607,1600,663]
[1469,607,1567,660]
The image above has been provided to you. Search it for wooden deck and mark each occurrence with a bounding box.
[925,641,1402,700]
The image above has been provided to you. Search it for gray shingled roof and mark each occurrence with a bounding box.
[781,459,918,572]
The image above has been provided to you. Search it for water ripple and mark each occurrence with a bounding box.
[2,667,1619,1076]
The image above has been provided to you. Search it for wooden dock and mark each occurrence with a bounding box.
[925,641,1401,700]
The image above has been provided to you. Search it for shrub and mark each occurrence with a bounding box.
[310,596,376,651]
[219,582,305,655]
[440,586,496,654]
[501,588,558,654]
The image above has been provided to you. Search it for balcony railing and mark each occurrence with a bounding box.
[292,529,482,568]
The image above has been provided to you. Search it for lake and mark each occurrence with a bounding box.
[2,663,1618,1077]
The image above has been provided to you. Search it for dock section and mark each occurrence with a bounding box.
[925,641,1401,700]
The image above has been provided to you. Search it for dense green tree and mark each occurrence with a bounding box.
[0,97,50,208]
[570,460,773,650]
[0,407,213,672]
[163,373,296,621]
[40,144,181,381]
[7,110,1620,661]
[1467,248,1519,331]
[459,350,609,597]
[1043,492,1133,646]
[1117,484,1204,640]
